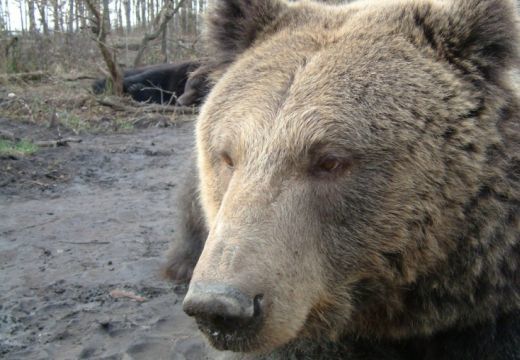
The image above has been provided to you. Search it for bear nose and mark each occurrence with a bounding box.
[183,282,263,333]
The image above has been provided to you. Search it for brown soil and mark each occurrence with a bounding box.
[0,117,230,359]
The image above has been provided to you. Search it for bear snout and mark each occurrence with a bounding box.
[183,282,264,350]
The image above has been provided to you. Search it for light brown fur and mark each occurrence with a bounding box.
[167,0,520,358]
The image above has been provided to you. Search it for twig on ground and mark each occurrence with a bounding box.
[60,74,99,81]
[27,180,49,187]
[97,96,198,115]
[0,130,18,142]
[1,218,60,236]
[109,289,146,302]
[60,241,110,245]
[35,138,83,147]
[0,71,50,84]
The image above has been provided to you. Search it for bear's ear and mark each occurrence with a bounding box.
[204,0,288,64]
[413,0,519,80]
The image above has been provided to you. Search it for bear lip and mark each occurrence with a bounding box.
[195,294,266,352]
[195,315,264,352]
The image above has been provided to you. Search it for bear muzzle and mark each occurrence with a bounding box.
[183,282,265,351]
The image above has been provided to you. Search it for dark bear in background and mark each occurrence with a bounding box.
[176,66,212,107]
[124,61,200,104]
[91,66,145,95]
[177,63,226,107]
[92,61,200,105]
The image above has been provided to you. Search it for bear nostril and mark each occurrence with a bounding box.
[183,283,263,334]
[253,294,263,317]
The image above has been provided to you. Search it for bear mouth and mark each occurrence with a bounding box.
[195,313,264,352]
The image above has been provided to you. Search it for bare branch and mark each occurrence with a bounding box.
[82,0,124,95]
[97,96,198,115]
[133,0,187,67]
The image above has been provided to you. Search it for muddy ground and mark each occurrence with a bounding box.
[0,117,231,359]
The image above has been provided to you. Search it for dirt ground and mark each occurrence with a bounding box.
[0,116,230,359]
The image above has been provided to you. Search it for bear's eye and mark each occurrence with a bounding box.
[221,152,234,169]
[312,155,353,177]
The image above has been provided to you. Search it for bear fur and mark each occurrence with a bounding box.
[177,65,213,107]
[92,61,201,105]
[178,61,231,106]
[165,0,520,358]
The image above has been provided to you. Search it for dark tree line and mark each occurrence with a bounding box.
[1,0,206,36]
[0,0,207,74]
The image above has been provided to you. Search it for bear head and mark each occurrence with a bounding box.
[183,0,519,354]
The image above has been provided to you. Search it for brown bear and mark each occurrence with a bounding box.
[164,0,520,358]
[177,64,212,107]
[178,61,231,107]
[92,61,201,105]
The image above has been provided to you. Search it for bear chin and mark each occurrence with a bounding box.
[196,315,265,352]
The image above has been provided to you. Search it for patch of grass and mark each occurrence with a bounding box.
[0,139,38,157]
[58,112,91,134]
[113,117,134,131]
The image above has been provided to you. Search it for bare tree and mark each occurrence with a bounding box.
[36,0,49,35]
[186,0,193,33]
[102,0,110,31]
[197,0,203,32]
[77,0,86,29]
[140,0,146,27]
[28,0,37,32]
[133,0,140,27]
[161,20,167,62]
[116,0,123,31]
[74,0,79,29]
[52,0,60,32]
[179,0,185,33]
[123,0,131,32]
[16,0,24,32]
[68,0,74,32]
[133,0,187,66]
[0,0,5,31]
[83,0,123,95]
[4,0,11,32]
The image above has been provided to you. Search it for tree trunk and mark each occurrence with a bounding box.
[123,0,131,32]
[149,0,154,24]
[4,0,11,32]
[188,0,193,34]
[60,2,65,30]
[75,0,79,30]
[28,0,37,32]
[37,0,49,35]
[179,0,186,34]
[116,0,124,32]
[172,0,178,33]
[199,0,204,31]
[78,0,86,29]
[0,0,4,31]
[134,0,140,26]
[134,0,186,66]
[140,0,146,27]
[161,21,167,63]
[52,0,60,32]
[102,0,111,31]
[18,0,25,32]
[68,0,74,32]
[82,0,124,95]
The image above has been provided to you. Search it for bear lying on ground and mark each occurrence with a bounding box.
[176,65,213,107]
[92,66,143,94]
[164,0,520,358]
[92,61,201,105]
[177,61,228,107]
